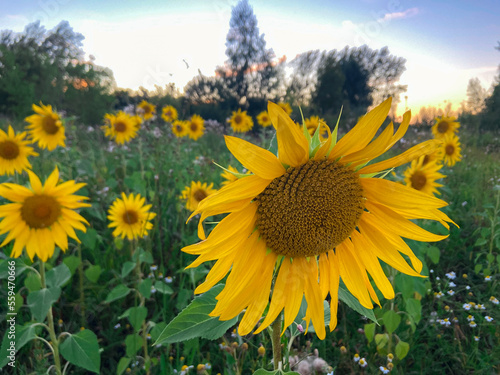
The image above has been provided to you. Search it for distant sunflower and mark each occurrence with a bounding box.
[180,181,216,211]
[183,98,454,339]
[422,149,443,166]
[0,125,38,176]
[257,111,272,127]
[138,100,156,120]
[172,120,188,138]
[186,115,205,141]
[220,166,250,186]
[441,133,462,167]
[229,109,254,133]
[0,167,90,261]
[432,116,460,139]
[102,111,141,144]
[162,105,178,122]
[404,156,445,196]
[107,192,156,240]
[25,103,65,151]
[277,102,292,115]
[304,116,329,141]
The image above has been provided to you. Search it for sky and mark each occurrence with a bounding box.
[1,0,499,116]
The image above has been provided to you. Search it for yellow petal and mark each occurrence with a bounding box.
[303,258,325,339]
[27,170,43,193]
[327,250,340,331]
[224,136,285,180]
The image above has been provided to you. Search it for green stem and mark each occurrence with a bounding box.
[40,262,62,375]
[77,244,85,327]
[271,314,282,370]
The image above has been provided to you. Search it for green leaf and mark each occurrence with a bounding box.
[125,334,143,357]
[46,264,72,288]
[85,265,102,283]
[154,281,173,295]
[338,285,377,324]
[105,284,131,303]
[60,329,100,373]
[487,253,495,264]
[474,237,487,247]
[24,272,41,293]
[375,333,389,349]
[128,306,148,332]
[154,284,237,345]
[121,261,136,278]
[383,310,401,334]
[27,287,61,322]
[63,255,81,275]
[474,264,483,274]
[150,322,167,343]
[253,369,301,375]
[427,246,440,264]
[395,340,410,359]
[0,258,28,279]
[139,278,153,299]
[81,228,98,250]
[405,298,422,324]
[364,323,376,343]
[117,357,132,375]
[0,324,38,368]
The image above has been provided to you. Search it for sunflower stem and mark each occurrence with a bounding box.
[40,261,63,375]
[271,313,282,370]
[77,244,86,327]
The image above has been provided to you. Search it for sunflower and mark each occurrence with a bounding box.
[186,115,205,141]
[162,105,178,122]
[257,111,272,127]
[404,156,445,196]
[137,100,156,120]
[422,148,443,166]
[0,125,38,176]
[183,98,454,339]
[0,167,90,262]
[180,181,217,211]
[304,116,329,141]
[25,103,65,151]
[277,102,292,115]
[432,115,460,139]
[228,109,254,133]
[102,111,141,144]
[107,192,156,240]
[441,133,462,167]
[172,120,188,138]
[220,166,251,186]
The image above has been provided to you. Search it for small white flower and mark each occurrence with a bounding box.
[165,276,173,283]
[463,303,471,311]
[469,321,477,328]
[485,316,494,322]
[474,336,480,341]
[353,354,360,362]
[430,269,434,273]
[453,317,459,323]
[485,276,492,282]
[436,276,440,281]
[462,201,468,207]
[475,304,486,310]
[466,285,471,290]
[467,315,475,322]
[436,292,444,298]
[449,281,456,287]
[379,366,390,374]
[150,265,158,271]
[205,363,211,370]
[490,296,499,305]
[114,323,121,329]
[151,286,157,294]
[447,290,455,296]
[446,271,456,280]
[359,358,368,368]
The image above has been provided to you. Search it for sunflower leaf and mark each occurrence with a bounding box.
[27,287,61,322]
[60,329,100,373]
[338,285,378,324]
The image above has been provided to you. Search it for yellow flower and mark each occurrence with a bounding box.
[304,116,329,141]
[107,192,156,240]
[180,181,216,211]
[137,100,156,120]
[162,105,178,122]
[277,102,292,115]
[172,120,188,138]
[404,156,446,196]
[0,125,38,176]
[229,109,254,133]
[102,111,141,144]
[432,115,460,139]
[220,166,251,186]
[186,115,205,141]
[257,111,272,127]
[25,103,65,151]
[441,133,462,167]
[183,98,454,339]
[0,167,90,261]
[422,148,443,166]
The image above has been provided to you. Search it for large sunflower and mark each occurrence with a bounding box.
[183,98,454,339]
[0,167,90,262]
[25,103,65,151]
[404,156,445,196]
[137,100,156,120]
[229,109,254,133]
[257,111,272,127]
[441,133,462,167]
[102,111,141,144]
[432,115,460,139]
[162,105,178,123]
[186,115,205,141]
[108,192,156,240]
[172,120,188,138]
[0,125,38,176]
[180,181,217,211]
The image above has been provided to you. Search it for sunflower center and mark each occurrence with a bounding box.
[445,144,455,156]
[193,189,208,202]
[176,125,183,132]
[234,115,242,124]
[190,123,198,132]
[0,140,20,160]
[21,195,62,229]
[437,121,449,134]
[143,106,151,114]
[410,171,427,190]
[123,210,139,225]
[255,159,364,257]
[42,116,59,135]
[114,121,127,133]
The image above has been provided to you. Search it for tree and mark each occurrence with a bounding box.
[466,77,487,115]
[479,41,500,131]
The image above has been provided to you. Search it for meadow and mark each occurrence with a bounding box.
[0,101,499,375]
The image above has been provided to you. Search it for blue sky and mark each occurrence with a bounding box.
[1,0,499,115]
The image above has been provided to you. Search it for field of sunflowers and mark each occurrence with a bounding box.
[0,98,499,375]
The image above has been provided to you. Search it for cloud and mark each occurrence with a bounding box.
[377,7,419,23]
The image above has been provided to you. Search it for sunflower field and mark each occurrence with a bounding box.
[0,94,499,375]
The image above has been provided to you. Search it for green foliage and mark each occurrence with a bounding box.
[60,329,101,373]
[27,287,61,322]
